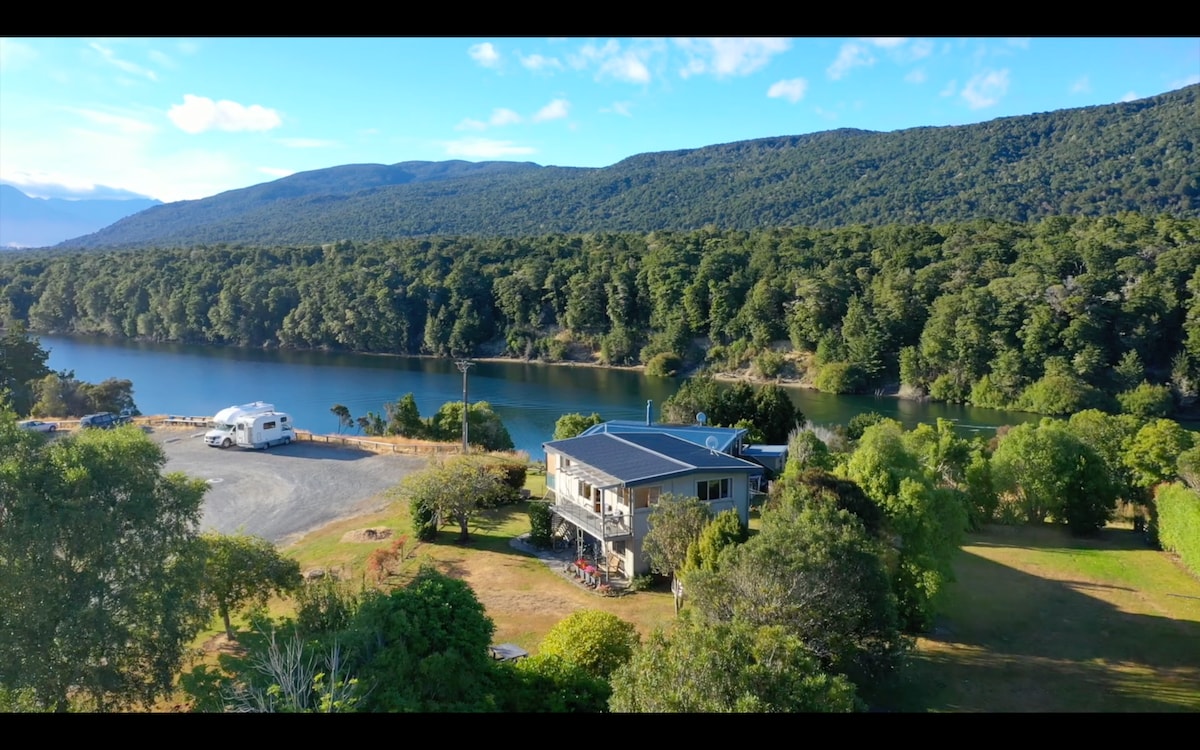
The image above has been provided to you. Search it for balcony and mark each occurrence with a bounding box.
[550,500,632,541]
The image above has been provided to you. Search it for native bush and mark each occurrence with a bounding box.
[528,501,553,549]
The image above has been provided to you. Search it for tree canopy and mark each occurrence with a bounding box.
[0,413,209,711]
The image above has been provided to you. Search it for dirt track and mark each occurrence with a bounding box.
[150,428,429,545]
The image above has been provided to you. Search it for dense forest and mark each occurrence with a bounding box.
[4,213,1198,418]
[55,85,1198,249]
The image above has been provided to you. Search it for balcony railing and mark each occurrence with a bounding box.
[550,500,632,541]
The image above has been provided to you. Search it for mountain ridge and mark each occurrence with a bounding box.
[55,84,1200,248]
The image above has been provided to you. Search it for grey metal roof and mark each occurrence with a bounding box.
[580,420,746,453]
[544,432,762,486]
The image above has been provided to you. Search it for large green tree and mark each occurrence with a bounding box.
[0,322,51,416]
[608,613,860,713]
[398,455,510,542]
[642,493,712,611]
[0,414,210,711]
[199,532,303,640]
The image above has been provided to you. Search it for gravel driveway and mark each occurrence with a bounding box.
[151,428,430,545]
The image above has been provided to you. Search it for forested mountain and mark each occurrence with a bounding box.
[61,85,1198,249]
[6,215,1198,418]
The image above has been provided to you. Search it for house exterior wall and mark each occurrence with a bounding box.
[547,461,751,577]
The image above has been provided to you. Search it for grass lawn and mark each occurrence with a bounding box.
[883,523,1200,712]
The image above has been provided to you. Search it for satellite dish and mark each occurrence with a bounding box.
[705,435,720,454]
[696,411,707,426]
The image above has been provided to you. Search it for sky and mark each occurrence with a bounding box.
[1,37,1197,204]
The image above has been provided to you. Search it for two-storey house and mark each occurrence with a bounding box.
[542,423,767,579]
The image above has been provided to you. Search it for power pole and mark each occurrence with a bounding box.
[455,359,474,453]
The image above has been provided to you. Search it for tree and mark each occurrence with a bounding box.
[1117,382,1176,418]
[1125,418,1196,493]
[0,322,51,416]
[553,412,603,440]
[200,532,303,640]
[330,404,352,434]
[753,383,802,445]
[427,400,514,452]
[608,613,860,713]
[684,492,906,692]
[537,609,640,681]
[398,456,510,542]
[0,414,210,711]
[642,493,713,611]
[384,393,425,438]
[682,509,748,574]
[341,566,496,712]
[992,421,1119,534]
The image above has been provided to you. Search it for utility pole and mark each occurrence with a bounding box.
[455,359,474,453]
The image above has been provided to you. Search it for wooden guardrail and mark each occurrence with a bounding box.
[293,430,461,455]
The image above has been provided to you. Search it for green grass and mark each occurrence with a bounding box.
[881,523,1200,712]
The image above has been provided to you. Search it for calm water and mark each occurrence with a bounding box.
[42,335,1040,457]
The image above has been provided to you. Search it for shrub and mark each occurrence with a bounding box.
[410,494,438,541]
[1117,382,1175,418]
[1154,483,1200,575]
[528,502,553,549]
[538,610,640,681]
[814,362,863,394]
[645,352,682,377]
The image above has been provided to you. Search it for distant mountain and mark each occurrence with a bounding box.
[0,184,160,248]
[60,85,1199,249]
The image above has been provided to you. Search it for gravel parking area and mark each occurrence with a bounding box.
[150,428,430,545]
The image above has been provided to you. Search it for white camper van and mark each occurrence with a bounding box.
[205,401,276,448]
[230,411,295,450]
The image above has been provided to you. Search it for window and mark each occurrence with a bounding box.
[263,421,277,430]
[633,486,661,509]
[697,478,731,502]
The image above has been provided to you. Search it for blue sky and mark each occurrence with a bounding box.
[1,37,1196,204]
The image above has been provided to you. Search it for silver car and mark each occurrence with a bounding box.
[18,420,58,433]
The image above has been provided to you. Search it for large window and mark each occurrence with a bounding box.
[697,478,731,502]
[632,486,661,509]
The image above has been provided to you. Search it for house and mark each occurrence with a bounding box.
[542,423,769,579]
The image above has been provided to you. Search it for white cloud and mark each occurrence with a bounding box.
[167,94,283,134]
[533,99,569,122]
[519,53,563,72]
[940,79,957,97]
[147,49,176,70]
[1170,73,1200,89]
[276,137,337,148]
[908,39,934,61]
[599,52,651,84]
[961,69,1010,109]
[827,42,874,80]
[1006,38,1031,49]
[442,137,536,159]
[674,37,791,78]
[1070,75,1091,94]
[864,37,906,48]
[70,107,157,135]
[905,69,927,84]
[88,42,158,81]
[455,118,487,132]
[571,39,654,84]
[490,108,522,126]
[0,38,37,70]
[605,100,634,117]
[468,42,500,68]
[813,106,838,121]
[767,77,808,103]
[1121,90,1139,102]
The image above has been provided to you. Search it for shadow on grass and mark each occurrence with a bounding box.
[879,526,1200,712]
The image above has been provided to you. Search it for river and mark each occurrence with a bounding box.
[41,334,1041,457]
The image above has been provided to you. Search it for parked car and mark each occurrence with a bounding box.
[18,420,57,433]
[79,412,133,429]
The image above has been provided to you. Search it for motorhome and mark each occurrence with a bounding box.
[205,401,276,447]
[229,411,295,450]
